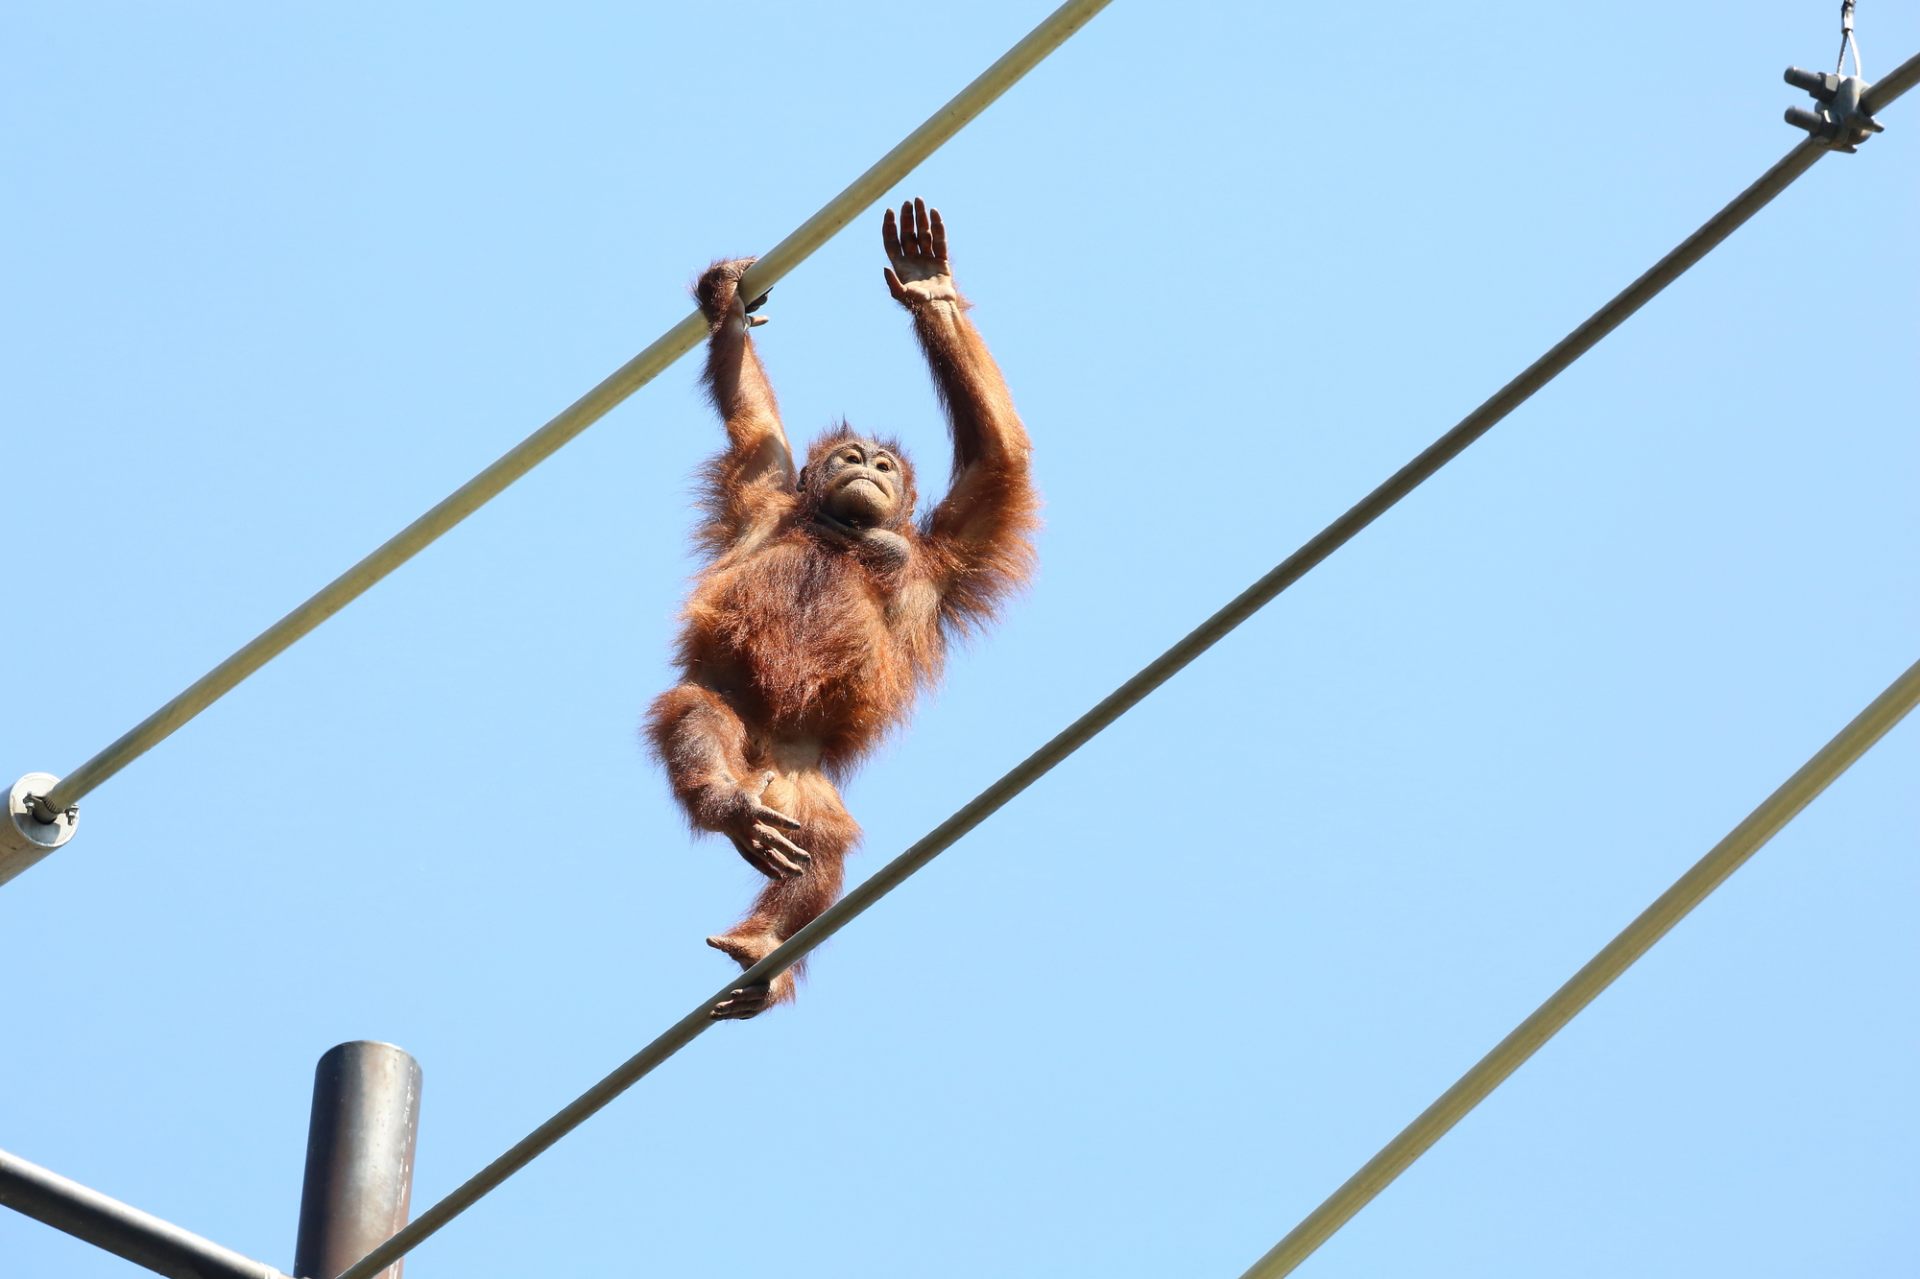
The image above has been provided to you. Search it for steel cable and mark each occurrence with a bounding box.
[330,48,1919,1279]
[25,0,1115,828]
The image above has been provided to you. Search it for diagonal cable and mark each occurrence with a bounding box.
[1235,655,1920,1278]
[329,49,1919,1279]
[24,0,1114,829]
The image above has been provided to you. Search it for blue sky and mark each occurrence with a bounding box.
[4,3,1916,1277]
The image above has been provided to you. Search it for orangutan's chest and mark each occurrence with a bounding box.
[689,544,928,700]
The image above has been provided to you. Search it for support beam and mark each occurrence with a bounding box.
[294,1043,421,1279]
[0,1146,287,1279]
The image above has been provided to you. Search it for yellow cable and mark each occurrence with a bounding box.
[1239,655,1920,1278]
[27,0,1114,829]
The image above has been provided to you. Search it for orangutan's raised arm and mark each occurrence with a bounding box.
[882,200,1038,632]
[693,258,795,557]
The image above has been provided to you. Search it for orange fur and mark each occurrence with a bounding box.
[647,237,1035,1016]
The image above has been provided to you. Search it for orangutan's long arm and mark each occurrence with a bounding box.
[883,200,1037,630]
[694,259,795,555]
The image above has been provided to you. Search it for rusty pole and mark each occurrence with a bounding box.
[293,1043,421,1279]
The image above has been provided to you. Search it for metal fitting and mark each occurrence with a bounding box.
[3,773,78,886]
[1784,67,1884,152]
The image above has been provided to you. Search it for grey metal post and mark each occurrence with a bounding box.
[294,1042,421,1279]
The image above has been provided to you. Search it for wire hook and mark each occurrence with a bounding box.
[1785,4,1883,153]
[1835,0,1864,78]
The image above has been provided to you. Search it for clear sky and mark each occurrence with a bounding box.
[5,3,1916,1277]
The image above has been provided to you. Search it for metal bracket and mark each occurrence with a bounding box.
[1784,67,1884,152]
[2,773,79,886]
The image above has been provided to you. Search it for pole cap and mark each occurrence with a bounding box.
[3,773,78,886]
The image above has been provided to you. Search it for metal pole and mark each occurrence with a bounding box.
[0,1146,288,1279]
[294,1043,422,1279]
[25,0,1115,832]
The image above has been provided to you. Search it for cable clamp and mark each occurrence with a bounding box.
[4,773,78,884]
[1783,67,1883,152]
